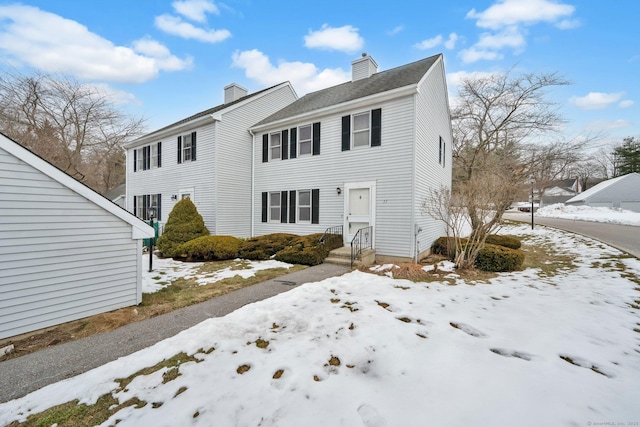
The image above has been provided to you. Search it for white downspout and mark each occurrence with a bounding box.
[249,129,255,237]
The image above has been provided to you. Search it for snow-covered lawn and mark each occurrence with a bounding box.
[141,256,294,293]
[536,203,640,226]
[2,225,640,426]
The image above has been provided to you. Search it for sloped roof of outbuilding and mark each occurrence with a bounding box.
[566,172,640,203]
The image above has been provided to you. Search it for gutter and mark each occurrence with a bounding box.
[249,129,255,237]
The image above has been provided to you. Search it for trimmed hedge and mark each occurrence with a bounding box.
[485,234,521,250]
[431,235,524,272]
[239,233,299,260]
[474,244,524,272]
[176,235,242,261]
[157,199,209,258]
[274,233,330,266]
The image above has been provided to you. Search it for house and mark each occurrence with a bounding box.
[0,132,154,340]
[252,53,452,262]
[127,53,453,262]
[540,178,578,207]
[125,82,298,237]
[565,172,640,212]
[104,183,126,208]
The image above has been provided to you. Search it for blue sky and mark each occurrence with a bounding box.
[0,0,638,151]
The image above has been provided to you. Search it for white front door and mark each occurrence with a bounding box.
[344,182,375,245]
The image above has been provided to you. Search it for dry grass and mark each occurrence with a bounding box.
[0,261,306,361]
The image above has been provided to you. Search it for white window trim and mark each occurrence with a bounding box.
[298,124,312,156]
[269,191,281,222]
[352,111,371,148]
[270,132,281,161]
[297,189,312,223]
[179,187,195,203]
[182,133,193,163]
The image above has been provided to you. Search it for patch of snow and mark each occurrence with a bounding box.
[536,203,640,226]
[2,224,639,426]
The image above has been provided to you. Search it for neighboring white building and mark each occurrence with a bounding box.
[0,132,154,340]
[566,172,640,212]
[126,53,453,262]
[125,82,297,237]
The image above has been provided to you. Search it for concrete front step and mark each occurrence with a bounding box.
[324,247,375,267]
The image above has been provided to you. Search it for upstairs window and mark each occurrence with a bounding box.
[298,125,312,156]
[178,132,197,164]
[342,108,381,151]
[270,132,281,160]
[353,112,370,147]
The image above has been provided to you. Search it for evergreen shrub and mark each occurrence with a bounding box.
[274,233,329,266]
[156,199,209,258]
[177,235,242,261]
[484,234,521,250]
[474,244,524,272]
[238,233,299,260]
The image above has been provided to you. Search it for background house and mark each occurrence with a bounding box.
[251,53,453,262]
[0,133,154,340]
[565,172,640,212]
[125,82,297,237]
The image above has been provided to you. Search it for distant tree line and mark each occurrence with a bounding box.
[0,70,146,194]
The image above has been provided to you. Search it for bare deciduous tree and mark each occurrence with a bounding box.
[451,69,570,238]
[0,71,146,193]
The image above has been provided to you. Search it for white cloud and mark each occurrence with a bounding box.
[155,14,230,43]
[172,0,219,22]
[444,33,459,50]
[0,4,191,83]
[414,35,443,50]
[459,47,503,64]
[619,100,634,109]
[387,25,404,36]
[304,24,364,54]
[466,0,576,30]
[447,70,498,88]
[476,26,525,50]
[555,18,581,29]
[571,92,625,110]
[231,49,350,95]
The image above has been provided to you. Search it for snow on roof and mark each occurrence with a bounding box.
[566,172,640,204]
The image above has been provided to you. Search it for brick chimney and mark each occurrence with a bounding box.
[351,53,378,81]
[224,83,248,104]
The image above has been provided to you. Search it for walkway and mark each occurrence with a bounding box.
[0,262,350,403]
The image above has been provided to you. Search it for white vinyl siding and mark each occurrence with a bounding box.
[254,95,416,257]
[0,146,143,340]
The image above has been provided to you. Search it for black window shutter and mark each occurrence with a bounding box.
[341,115,351,151]
[133,149,137,172]
[312,122,321,155]
[157,142,162,168]
[191,132,197,161]
[282,129,289,160]
[443,142,446,167]
[144,194,150,219]
[371,108,381,147]
[133,195,137,217]
[280,190,288,223]
[177,136,182,164]
[145,146,151,170]
[157,194,162,221]
[262,134,268,163]
[261,192,268,222]
[290,128,297,158]
[311,189,320,224]
[289,190,296,223]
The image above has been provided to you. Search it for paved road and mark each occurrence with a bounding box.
[0,263,349,403]
[503,212,640,258]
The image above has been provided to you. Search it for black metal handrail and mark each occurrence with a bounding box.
[319,225,343,245]
[350,226,373,268]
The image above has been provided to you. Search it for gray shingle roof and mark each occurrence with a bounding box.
[142,82,289,139]
[254,54,441,127]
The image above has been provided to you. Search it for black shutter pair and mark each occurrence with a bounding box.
[341,109,381,151]
[261,123,321,162]
[177,132,197,163]
[259,191,288,224]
